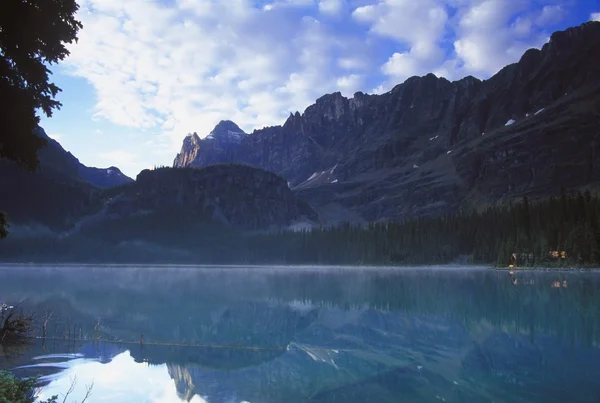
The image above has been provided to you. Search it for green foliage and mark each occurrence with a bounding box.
[0,0,82,170]
[0,0,83,238]
[0,370,57,403]
[0,305,33,342]
[247,191,600,267]
[1,191,600,266]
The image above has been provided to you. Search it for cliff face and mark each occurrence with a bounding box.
[173,120,247,168]
[174,22,600,223]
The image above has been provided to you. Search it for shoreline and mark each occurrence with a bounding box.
[494,267,600,273]
[0,262,599,272]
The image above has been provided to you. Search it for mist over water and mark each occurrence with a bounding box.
[1,265,600,402]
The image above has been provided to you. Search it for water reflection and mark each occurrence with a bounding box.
[31,350,208,403]
[0,265,600,402]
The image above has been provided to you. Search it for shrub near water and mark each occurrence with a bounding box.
[0,370,58,403]
[0,304,33,342]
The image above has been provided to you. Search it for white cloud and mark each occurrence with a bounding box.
[64,0,370,153]
[336,74,363,95]
[352,0,448,87]
[449,0,549,78]
[367,0,557,89]
[58,0,590,169]
[591,12,600,22]
[337,57,368,70]
[98,149,145,174]
[352,0,447,63]
[536,5,564,26]
[262,0,315,11]
[318,0,344,15]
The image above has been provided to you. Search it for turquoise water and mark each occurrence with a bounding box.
[1,265,600,402]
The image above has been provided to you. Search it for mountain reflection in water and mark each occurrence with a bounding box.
[29,350,208,403]
[1,265,600,403]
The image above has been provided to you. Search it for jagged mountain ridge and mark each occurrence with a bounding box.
[2,128,314,234]
[33,127,134,188]
[174,22,600,223]
[0,127,134,231]
[173,120,247,167]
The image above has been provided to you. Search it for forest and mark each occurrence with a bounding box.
[243,189,600,267]
[0,189,598,267]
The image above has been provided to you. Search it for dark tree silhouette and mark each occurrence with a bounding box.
[0,0,82,237]
[0,213,6,239]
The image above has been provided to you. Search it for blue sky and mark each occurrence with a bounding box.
[40,0,600,178]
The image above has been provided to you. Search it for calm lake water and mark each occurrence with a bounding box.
[1,265,600,403]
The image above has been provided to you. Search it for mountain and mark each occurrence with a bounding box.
[33,127,134,188]
[0,163,318,262]
[96,164,316,231]
[0,127,133,231]
[173,120,247,167]
[174,22,600,224]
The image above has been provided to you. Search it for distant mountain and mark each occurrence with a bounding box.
[1,123,315,258]
[95,164,316,232]
[0,127,132,230]
[0,163,318,262]
[174,22,600,224]
[78,165,132,188]
[34,127,133,188]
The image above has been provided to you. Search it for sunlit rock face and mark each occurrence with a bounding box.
[174,22,600,223]
[174,121,247,168]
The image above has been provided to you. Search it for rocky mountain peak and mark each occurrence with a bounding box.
[306,91,348,121]
[173,121,248,168]
[207,120,246,141]
[183,132,201,145]
[173,21,600,223]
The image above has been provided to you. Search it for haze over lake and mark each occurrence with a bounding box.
[1,265,600,403]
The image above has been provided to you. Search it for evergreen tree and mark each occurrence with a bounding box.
[0,0,83,237]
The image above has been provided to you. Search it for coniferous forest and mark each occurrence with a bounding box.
[0,190,599,267]
[243,190,600,267]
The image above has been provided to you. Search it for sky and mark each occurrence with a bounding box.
[39,0,600,178]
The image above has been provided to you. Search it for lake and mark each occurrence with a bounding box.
[1,265,600,403]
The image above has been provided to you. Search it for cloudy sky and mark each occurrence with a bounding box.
[40,0,600,178]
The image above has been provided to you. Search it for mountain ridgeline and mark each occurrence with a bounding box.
[175,22,600,224]
[0,127,313,235]
[0,127,133,230]
[2,22,600,266]
[105,165,316,230]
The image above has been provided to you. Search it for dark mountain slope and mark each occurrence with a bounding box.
[0,163,318,262]
[174,22,600,223]
[33,127,133,188]
[0,127,133,230]
[97,165,316,231]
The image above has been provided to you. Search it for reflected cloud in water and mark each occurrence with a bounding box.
[34,351,209,403]
[1,266,600,402]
